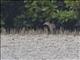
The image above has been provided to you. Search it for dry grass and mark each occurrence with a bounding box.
[1,27,80,35]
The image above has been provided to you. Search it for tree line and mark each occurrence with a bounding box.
[1,0,80,33]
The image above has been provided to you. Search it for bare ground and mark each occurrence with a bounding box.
[1,33,80,60]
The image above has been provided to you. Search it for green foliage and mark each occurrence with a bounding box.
[25,0,57,21]
[56,10,77,22]
[64,0,80,19]
[1,0,80,30]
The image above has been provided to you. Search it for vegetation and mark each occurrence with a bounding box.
[1,0,80,33]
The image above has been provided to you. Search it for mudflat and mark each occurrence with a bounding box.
[1,34,80,60]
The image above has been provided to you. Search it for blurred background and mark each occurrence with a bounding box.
[1,0,80,34]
